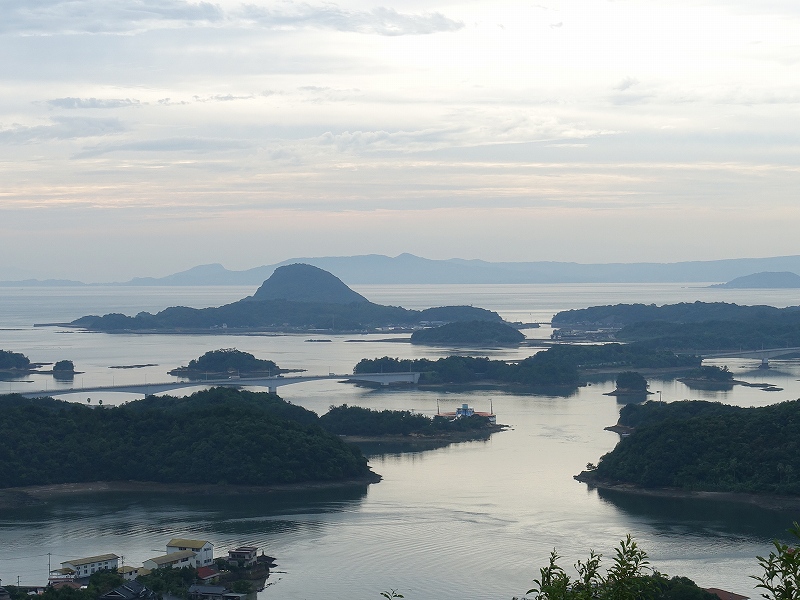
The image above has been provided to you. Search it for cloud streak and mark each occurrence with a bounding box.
[2,0,463,36]
[0,116,125,144]
[46,97,141,109]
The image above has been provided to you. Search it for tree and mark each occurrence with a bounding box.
[520,535,715,600]
[615,371,648,392]
[752,522,800,600]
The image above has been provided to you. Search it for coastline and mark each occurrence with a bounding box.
[574,471,800,511]
[0,475,382,509]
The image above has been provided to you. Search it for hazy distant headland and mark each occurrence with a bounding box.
[9,252,800,286]
[709,271,800,289]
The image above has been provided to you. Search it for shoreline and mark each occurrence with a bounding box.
[573,471,800,511]
[0,475,381,509]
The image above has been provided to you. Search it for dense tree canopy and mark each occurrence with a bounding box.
[410,320,525,346]
[615,371,648,392]
[592,399,800,494]
[0,388,371,488]
[355,345,697,389]
[551,301,800,352]
[319,404,494,436]
[0,349,31,371]
[168,348,279,378]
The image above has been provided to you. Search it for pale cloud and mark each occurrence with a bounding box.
[2,0,800,279]
[46,97,141,109]
[0,116,124,143]
[238,3,464,36]
[73,137,252,158]
[2,0,463,37]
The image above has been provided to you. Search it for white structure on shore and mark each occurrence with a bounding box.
[166,539,214,567]
[60,554,120,579]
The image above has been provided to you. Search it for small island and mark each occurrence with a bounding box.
[168,348,285,379]
[604,371,650,397]
[410,320,525,346]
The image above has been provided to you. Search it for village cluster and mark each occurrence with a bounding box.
[36,538,274,600]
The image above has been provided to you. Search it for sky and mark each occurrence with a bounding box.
[2,0,800,281]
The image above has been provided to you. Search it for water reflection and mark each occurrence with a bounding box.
[595,488,797,543]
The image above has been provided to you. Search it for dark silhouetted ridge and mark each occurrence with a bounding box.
[251,263,368,304]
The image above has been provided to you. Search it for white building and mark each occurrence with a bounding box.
[167,538,214,567]
[143,550,196,571]
[61,554,120,579]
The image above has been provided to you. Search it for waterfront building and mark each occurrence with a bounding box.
[143,550,196,571]
[60,554,120,579]
[166,538,214,567]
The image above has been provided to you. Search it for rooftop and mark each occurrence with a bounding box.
[63,554,119,567]
[167,538,212,550]
[147,550,196,565]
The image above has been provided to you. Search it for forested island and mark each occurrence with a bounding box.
[0,388,374,491]
[355,344,698,390]
[552,301,800,352]
[168,348,284,379]
[410,320,525,346]
[577,399,800,499]
[67,264,503,333]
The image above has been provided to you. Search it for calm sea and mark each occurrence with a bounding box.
[1,283,799,599]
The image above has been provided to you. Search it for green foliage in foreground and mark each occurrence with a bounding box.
[410,320,525,346]
[595,399,800,494]
[519,535,717,600]
[753,522,800,600]
[355,345,697,388]
[319,404,494,436]
[0,388,370,488]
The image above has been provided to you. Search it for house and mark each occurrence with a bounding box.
[195,567,219,584]
[227,547,258,568]
[143,550,196,571]
[117,567,151,581]
[187,585,227,600]
[99,580,157,600]
[166,538,214,567]
[61,554,120,579]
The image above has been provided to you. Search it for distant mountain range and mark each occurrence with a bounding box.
[7,253,800,286]
[710,271,800,289]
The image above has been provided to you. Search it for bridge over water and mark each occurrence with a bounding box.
[702,347,800,368]
[19,372,421,399]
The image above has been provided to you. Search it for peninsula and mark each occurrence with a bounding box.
[576,398,800,507]
[0,388,376,494]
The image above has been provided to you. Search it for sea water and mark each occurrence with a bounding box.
[0,283,799,599]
